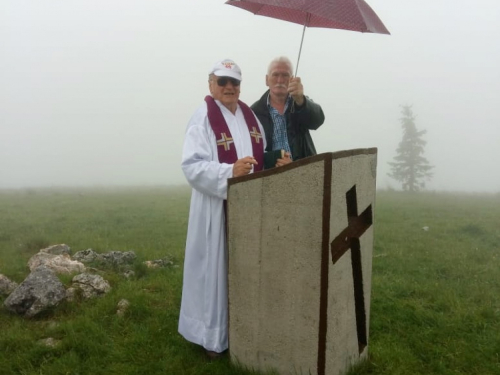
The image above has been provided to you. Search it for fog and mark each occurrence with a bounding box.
[1,0,499,192]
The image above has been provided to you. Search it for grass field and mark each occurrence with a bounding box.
[0,187,499,375]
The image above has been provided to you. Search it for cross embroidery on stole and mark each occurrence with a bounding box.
[204,95,263,171]
[216,133,234,151]
[249,127,263,143]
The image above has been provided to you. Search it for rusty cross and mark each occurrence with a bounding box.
[330,185,373,354]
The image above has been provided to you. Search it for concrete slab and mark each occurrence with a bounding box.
[228,148,377,375]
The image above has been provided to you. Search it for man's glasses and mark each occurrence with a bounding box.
[215,77,241,87]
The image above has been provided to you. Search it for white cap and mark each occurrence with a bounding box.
[209,59,242,81]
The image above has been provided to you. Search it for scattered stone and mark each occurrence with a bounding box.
[40,244,71,255]
[123,270,135,279]
[100,251,136,266]
[2,244,158,317]
[0,274,18,296]
[4,266,66,317]
[73,249,99,263]
[45,321,60,331]
[28,252,85,274]
[37,337,61,348]
[70,273,111,299]
[116,299,130,316]
[65,287,77,302]
[144,256,175,268]
[73,249,136,267]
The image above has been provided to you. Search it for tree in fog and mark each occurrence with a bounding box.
[388,105,434,192]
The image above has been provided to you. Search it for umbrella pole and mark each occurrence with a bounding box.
[295,23,306,76]
[295,13,310,76]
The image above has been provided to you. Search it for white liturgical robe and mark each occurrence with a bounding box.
[178,99,265,353]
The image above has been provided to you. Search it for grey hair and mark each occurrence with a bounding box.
[267,56,293,75]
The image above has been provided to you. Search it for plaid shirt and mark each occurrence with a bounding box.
[267,94,292,157]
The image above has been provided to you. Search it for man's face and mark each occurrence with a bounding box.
[209,75,241,109]
[266,62,292,98]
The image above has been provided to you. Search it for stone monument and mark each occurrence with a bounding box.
[227,148,377,375]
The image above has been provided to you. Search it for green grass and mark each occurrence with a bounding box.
[367,191,500,375]
[0,187,499,375]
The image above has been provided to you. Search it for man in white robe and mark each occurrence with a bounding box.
[179,59,266,358]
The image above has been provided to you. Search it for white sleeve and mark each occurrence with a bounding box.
[181,107,233,200]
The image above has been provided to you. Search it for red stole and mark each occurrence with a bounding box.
[205,96,264,172]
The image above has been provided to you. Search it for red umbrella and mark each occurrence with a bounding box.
[225,0,390,74]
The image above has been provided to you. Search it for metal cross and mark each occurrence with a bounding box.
[330,185,373,354]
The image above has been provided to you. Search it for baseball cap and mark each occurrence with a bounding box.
[209,59,242,81]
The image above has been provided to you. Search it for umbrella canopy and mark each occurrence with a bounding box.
[226,0,390,74]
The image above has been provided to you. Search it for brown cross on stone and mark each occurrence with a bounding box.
[331,185,373,354]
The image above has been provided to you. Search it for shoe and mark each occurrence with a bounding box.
[205,349,226,360]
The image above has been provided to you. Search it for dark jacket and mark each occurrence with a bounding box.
[251,90,325,161]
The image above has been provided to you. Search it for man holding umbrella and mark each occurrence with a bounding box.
[251,56,325,164]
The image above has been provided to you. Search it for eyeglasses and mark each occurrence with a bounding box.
[214,77,241,87]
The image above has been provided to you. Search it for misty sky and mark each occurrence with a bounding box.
[1,0,499,192]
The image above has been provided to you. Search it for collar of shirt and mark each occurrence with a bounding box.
[266,93,292,113]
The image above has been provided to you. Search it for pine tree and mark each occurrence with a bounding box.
[388,105,434,192]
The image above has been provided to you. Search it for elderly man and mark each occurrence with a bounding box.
[178,59,265,358]
[251,56,325,163]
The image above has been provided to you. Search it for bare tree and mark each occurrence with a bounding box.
[388,105,433,192]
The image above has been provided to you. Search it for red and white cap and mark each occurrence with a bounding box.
[209,59,242,81]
